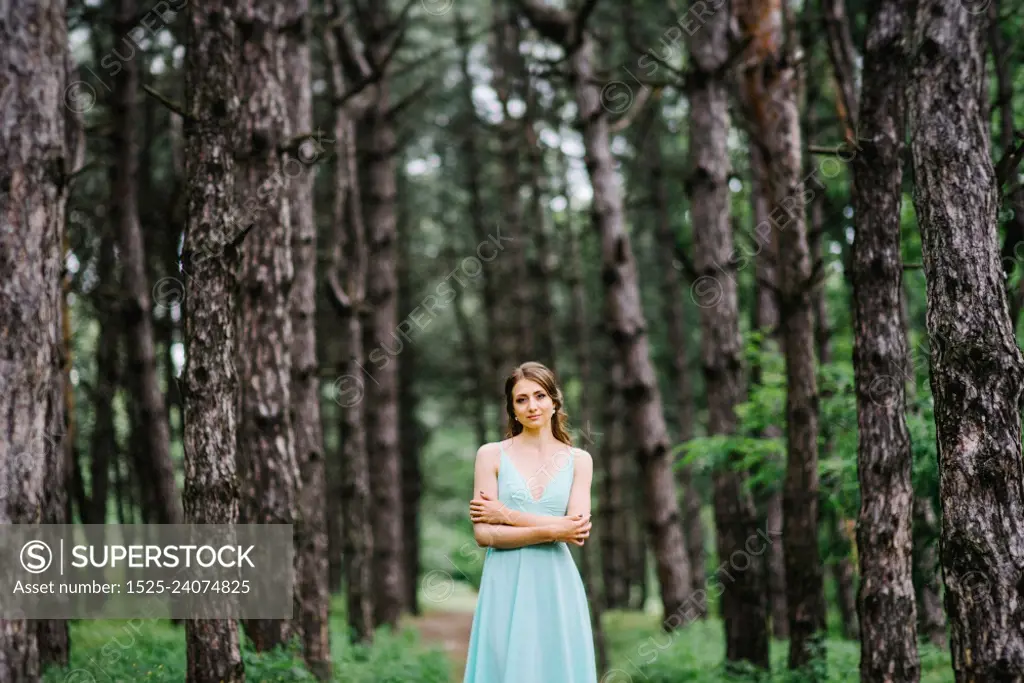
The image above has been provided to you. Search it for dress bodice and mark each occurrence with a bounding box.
[497,441,575,517]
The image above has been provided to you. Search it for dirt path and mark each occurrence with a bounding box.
[406,609,475,682]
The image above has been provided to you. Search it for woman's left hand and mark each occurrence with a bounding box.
[470,491,512,525]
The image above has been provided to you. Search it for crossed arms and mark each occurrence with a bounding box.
[468,442,593,550]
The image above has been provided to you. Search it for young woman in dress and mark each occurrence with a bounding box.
[463,361,598,683]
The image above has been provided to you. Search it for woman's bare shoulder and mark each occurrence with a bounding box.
[474,441,506,462]
[571,447,593,470]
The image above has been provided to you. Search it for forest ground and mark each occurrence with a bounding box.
[406,609,474,681]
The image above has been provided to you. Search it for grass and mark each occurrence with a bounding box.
[603,608,954,682]
[43,597,451,683]
[42,592,954,682]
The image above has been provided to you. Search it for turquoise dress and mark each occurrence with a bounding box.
[463,441,598,683]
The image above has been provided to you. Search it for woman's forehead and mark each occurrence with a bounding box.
[512,378,546,396]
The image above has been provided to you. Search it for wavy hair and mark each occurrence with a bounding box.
[503,361,573,446]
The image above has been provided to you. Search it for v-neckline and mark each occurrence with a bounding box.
[500,440,571,503]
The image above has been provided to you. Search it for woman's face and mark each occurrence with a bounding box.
[511,378,555,429]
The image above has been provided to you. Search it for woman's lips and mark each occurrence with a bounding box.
[528,415,542,420]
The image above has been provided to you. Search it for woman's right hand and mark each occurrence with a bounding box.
[551,514,591,545]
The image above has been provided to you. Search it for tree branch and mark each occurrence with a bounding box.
[142,84,189,120]
[386,79,433,122]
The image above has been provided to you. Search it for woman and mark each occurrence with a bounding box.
[463,361,598,683]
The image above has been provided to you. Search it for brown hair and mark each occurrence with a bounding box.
[503,361,573,446]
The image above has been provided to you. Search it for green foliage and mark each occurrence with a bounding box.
[42,614,452,683]
[604,610,953,683]
[330,627,451,683]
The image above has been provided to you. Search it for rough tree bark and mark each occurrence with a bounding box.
[909,1,1024,679]
[112,0,182,526]
[0,0,68,678]
[283,1,330,675]
[689,0,770,665]
[182,1,245,680]
[38,244,71,669]
[235,0,298,651]
[851,1,920,680]
[518,0,694,627]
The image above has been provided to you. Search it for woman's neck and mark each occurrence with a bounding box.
[513,428,559,451]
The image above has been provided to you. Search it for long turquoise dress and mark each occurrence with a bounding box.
[463,441,598,683]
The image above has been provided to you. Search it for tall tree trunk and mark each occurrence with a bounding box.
[322,15,346,600]
[851,3,919,678]
[325,398,344,593]
[912,496,946,648]
[111,0,181,526]
[87,235,120,524]
[688,0,770,666]
[397,171,422,617]
[736,0,826,668]
[38,226,72,669]
[520,1,694,626]
[909,2,1024,679]
[284,3,330,676]
[0,1,68,678]
[494,13,531,369]
[627,459,649,610]
[455,12,499,433]
[598,350,630,609]
[826,509,859,641]
[820,0,859,142]
[812,198,858,644]
[163,106,186,432]
[361,11,404,628]
[742,39,789,641]
[114,442,128,524]
[182,1,245,679]
[235,0,298,652]
[566,214,609,674]
[525,122,557,368]
[324,7,375,638]
[38,74,78,662]
[749,141,789,641]
[453,289,488,447]
[806,4,859,643]
[652,123,706,613]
